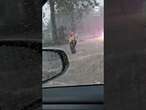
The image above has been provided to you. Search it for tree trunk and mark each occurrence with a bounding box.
[71,13,75,32]
[70,10,76,33]
[49,0,57,41]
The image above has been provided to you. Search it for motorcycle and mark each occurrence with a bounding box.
[69,39,77,54]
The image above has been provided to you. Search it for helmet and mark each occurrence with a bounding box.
[69,32,74,37]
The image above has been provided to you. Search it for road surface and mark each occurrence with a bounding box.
[43,37,104,87]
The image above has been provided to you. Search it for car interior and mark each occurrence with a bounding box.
[0,0,104,110]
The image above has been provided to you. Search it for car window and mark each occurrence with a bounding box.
[42,0,104,87]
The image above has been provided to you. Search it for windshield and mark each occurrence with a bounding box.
[42,0,104,87]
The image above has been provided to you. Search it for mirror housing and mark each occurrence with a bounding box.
[42,48,69,82]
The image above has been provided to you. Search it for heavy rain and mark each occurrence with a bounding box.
[42,0,104,87]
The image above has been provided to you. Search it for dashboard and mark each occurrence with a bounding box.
[43,85,104,110]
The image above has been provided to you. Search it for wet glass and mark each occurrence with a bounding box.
[42,0,104,87]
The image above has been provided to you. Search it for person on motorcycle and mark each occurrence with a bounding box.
[68,32,77,54]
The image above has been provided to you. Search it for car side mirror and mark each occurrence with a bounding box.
[42,49,69,83]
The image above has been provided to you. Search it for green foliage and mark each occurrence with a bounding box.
[48,0,99,14]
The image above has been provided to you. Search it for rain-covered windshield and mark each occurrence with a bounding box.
[42,0,104,87]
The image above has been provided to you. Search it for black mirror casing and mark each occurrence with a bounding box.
[42,48,69,82]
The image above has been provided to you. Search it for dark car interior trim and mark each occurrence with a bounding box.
[43,85,104,110]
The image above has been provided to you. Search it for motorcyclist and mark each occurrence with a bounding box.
[68,32,77,54]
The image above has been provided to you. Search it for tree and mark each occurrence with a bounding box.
[47,0,99,41]
[55,0,99,32]
[48,0,57,41]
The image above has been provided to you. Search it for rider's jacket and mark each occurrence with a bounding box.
[69,36,76,43]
